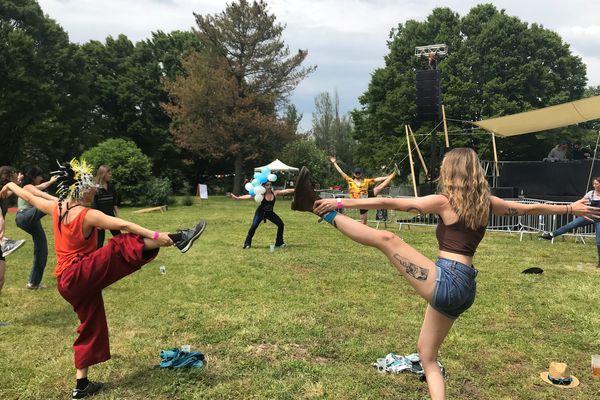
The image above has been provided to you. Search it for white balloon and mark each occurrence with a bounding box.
[267,173,277,182]
[254,186,266,195]
[244,182,253,191]
[254,193,264,202]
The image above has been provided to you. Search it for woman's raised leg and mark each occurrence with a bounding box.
[324,212,437,302]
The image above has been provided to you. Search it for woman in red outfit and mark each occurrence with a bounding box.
[1,158,206,399]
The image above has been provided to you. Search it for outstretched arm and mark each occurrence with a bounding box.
[84,209,173,245]
[35,175,57,191]
[328,156,348,179]
[490,196,600,219]
[314,194,447,215]
[23,184,58,202]
[0,182,56,215]
[229,193,252,200]
[274,189,294,196]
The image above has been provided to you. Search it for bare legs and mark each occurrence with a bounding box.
[329,212,437,301]
[326,212,452,399]
[418,305,454,400]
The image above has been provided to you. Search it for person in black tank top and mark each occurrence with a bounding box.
[294,148,600,400]
[230,181,294,249]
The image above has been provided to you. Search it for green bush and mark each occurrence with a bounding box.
[180,195,194,206]
[82,139,152,204]
[281,139,329,187]
[145,177,173,206]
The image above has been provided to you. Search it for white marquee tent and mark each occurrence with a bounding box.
[254,159,299,172]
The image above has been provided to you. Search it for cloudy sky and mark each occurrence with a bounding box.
[37,0,600,131]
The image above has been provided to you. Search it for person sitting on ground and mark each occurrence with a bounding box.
[0,158,207,399]
[291,148,599,400]
[546,140,569,161]
[328,156,395,225]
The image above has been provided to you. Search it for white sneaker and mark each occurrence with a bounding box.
[1,239,26,257]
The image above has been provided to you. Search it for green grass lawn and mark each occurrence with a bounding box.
[1,197,599,399]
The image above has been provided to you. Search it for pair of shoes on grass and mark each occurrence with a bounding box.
[173,220,207,253]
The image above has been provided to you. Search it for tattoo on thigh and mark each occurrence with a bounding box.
[392,254,429,280]
[505,207,519,216]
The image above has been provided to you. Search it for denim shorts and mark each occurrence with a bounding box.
[430,258,478,320]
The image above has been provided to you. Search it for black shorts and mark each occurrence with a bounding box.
[360,209,368,215]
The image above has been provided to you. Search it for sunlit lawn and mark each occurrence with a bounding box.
[1,197,599,399]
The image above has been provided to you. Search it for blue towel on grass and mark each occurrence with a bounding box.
[159,348,205,369]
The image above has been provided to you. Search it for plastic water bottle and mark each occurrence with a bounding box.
[159,265,166,275]
[181,344,191,352]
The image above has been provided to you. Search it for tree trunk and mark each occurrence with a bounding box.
[233,154,244,195]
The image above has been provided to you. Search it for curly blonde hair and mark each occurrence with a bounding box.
[437,148,490,230]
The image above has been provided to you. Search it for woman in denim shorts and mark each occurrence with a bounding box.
[297,148,599,400]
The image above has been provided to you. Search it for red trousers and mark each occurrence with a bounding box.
[57,234,158,369]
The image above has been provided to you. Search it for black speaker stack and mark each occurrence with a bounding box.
[415,70,441,122]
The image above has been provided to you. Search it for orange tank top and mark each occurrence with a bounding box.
[53,204,98,277]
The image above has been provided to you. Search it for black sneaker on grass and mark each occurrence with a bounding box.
[72,381,103,399]
[174,220,207,253]
[539,231,553,240]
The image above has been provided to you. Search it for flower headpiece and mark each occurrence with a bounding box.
[52,158,96,200]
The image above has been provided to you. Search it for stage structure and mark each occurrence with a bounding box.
[474,95,600,201]
[414,44,448,183]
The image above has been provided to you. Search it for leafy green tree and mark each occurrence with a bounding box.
[80,31,201,184]
[81,138,152,204]
[352,5,588,174]
[0,0,91,169]
[164,0,315,195]
[312,91,354,168]
[283,104,303,135]
[280,139,329,187]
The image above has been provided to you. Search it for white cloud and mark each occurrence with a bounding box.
[36,0,600,132]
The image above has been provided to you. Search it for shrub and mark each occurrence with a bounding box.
[82,139,152,204]
[145,177,173,206]
[180,195,194,206]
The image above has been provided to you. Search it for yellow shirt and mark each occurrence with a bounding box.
[345,176,374,199]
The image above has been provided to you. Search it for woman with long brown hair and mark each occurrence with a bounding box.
[293,148,599,399]
[92,165,120,248]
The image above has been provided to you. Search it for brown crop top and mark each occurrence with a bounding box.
[435,216,487,257]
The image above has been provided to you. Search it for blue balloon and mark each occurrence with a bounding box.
[251,178,260,186]
[249,188,255,196]
[261,167,270,175]
[259,174,268,184]
[253,172,261,179]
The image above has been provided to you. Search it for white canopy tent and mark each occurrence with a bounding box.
[254,159,299,172]
[254,159,299,189]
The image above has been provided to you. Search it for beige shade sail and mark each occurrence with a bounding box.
[473,95,600,137]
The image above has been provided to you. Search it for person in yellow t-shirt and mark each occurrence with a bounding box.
[329,156,395,225]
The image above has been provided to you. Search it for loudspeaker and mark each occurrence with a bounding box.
[416,70,441,121]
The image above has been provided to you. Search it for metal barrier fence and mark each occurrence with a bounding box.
[316,190,595,242]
